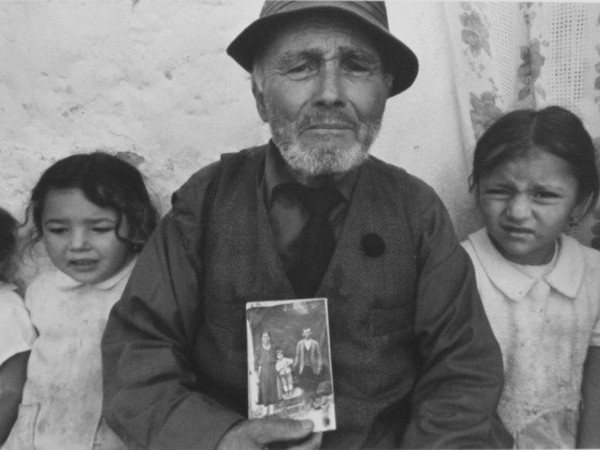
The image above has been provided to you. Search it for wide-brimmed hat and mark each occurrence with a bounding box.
[226,1,419,97]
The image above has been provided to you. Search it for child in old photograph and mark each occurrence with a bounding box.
[462,106,600,448]
[275,348,294,399]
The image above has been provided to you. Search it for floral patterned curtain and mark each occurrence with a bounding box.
[442,1,600,247]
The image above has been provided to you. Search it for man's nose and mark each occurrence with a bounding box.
[506,194,532,220]
[314,64,346,107]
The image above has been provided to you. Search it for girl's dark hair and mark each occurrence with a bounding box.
[0,207,18,282]
[27,152,159,253]
[469,106,600,216]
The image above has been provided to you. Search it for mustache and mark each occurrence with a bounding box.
[297,112,357,130]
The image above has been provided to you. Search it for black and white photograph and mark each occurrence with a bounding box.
[246,298,336,433]
[1,0,600,448]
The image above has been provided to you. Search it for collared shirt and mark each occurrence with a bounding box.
[260,141,358,273]
[5,260,135,450]
[462,228,600,443]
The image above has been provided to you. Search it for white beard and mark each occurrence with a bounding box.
[269,118,381,177]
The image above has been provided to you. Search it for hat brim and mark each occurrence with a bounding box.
[226,5,419,97]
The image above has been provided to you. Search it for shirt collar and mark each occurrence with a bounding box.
[467,228,584,301]
[0,281,16,292]
[54,256,138,291]
[545,234,585,298]
[263,140,357,208]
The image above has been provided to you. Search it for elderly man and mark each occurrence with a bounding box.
[102,1,512,449]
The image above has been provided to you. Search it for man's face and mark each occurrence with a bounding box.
[253,15,392,178]
[302,329,311,340]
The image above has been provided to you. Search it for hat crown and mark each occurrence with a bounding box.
[259,1,389,30]
[226,0,419,97]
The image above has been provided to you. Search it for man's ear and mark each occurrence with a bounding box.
[252,78,269,123]
[384,73,393,95]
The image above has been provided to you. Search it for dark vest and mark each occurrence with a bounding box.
[193,147,424,448]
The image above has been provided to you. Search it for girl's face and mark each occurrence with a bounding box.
[41,188,132,285]
[477,149,587,265]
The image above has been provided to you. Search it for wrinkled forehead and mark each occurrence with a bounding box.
[254,11,384,69]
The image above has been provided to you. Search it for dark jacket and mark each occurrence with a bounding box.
[102,145,512,449]
[294,338,321,375]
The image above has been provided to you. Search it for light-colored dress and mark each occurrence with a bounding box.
[0,282,35,367]
[4,260,136,450]
[275,356,294,394]
[462,229,600,448]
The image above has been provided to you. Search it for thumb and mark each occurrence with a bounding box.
[254,419,314,445]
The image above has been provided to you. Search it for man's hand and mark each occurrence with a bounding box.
[216,418,322,450]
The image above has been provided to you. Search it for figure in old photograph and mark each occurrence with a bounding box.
[293,327,322,394]
[255,331,279,415]
[275,348,294,398]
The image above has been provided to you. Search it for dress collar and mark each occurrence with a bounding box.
[53,257,137,291]
[0,281,16,292]
[467,228,584,301]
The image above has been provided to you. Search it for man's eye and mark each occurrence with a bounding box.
[285,62,315,78]
[288,64,309,73]
[343,60,371,73]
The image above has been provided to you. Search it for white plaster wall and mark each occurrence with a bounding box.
[0,1,476,237]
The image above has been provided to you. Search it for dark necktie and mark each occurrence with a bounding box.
[283,184,343,298]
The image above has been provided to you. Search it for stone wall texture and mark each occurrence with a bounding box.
[1,0,267,216]
[0,1,470,220]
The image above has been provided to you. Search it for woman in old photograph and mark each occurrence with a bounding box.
[255,330,279,415]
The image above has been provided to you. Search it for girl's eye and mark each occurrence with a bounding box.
[46,227,68,235]
[484,188,510,197]
[92,227,114,233]
[533,191,560,200]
